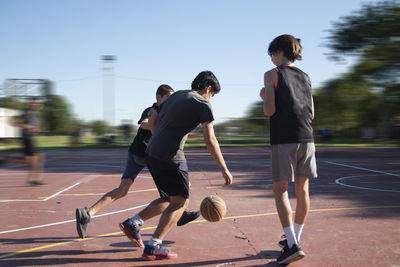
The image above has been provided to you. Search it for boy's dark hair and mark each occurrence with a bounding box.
[191,71,221,94]
[268,34,302,61]
[156,84,174,97]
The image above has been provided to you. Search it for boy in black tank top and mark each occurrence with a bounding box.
[259,34,318,265]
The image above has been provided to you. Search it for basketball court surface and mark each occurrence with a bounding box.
[0,146,399,266]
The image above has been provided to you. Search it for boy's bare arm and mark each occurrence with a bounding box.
[11,117,40,133]
[311,96,315,120]
[201,122,233,186]
[139,118,151,130]
[147,112,159,134]
[259,70,277,117]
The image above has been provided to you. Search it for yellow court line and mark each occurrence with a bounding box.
[1,205,400,259]
[0,200,17,203]
[0,226,157,259]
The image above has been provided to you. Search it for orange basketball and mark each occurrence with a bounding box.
[200,195,226,222]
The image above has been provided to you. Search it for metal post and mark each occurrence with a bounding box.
[101,55,116,127]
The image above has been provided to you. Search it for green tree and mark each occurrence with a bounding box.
[89,120,110,136]
[325,0,400,135]
[313,76,381,133]
[243,101,269,134]
[41,95,74,134]
[0,97,24,110]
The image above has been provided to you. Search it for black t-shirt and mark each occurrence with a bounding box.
[128,103,157,157]
[146,90,214,163]
[270,66,314,145]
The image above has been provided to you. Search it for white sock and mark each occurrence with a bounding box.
[148,237,162,247]
[283,225,298,248]
[131,214,144,226]
[294,223,304,243]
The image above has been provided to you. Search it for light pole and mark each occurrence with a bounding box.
[101,55,116,127]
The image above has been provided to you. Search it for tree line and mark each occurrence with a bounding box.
[0,95,112,136]
[241,1,399,139]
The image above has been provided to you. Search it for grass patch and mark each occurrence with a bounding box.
[0,135,398,152]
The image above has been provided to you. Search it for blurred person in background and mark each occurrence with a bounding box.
[0,97,46,186]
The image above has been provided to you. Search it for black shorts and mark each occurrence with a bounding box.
[22,135,36,156]
[145,155,189,199]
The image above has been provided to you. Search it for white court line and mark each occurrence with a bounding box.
[0,174,99,202]
[0,182,81,202]
[42,182,80,201]
[336,174,400,193]
[61,187,157,196]
[0,203,149,235]
[323,161,400,177]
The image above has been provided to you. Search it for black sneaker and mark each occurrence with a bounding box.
[75,207,91,239]
[278,239,288,249]
[27,180,47,186]
[278,234,288,248]
[177,210,200,226]
[277,244,305,265]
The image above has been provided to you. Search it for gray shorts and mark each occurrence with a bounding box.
[271,143,317,182]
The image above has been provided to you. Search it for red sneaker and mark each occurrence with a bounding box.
[142,244,177,261]
[119,219,144,248]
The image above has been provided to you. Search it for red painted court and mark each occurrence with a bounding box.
[0,147,399,266]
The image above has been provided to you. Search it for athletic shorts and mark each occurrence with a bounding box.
[271,142,317,182]
[121,152,147,181]
[22,135,36,156]
[145,155,189,199]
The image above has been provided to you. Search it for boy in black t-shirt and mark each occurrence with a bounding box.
[75,85,200,241]
[120,71,233,261]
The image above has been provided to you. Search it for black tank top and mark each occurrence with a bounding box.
[270,65,314,145]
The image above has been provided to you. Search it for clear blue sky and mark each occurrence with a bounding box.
[0,0,376,125]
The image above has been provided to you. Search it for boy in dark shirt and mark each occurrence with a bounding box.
[75,85,199,240]
[260,34,317,265]
[120,71,233,261]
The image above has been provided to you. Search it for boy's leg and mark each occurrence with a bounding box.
[274,180,305,264]
[76,153,144,238]
[273,181,292,228]
[141,196,188,260]
[274,180,298,247]
[294,177,309,242]
[138,198,170,221]
[153,195,188,240]
[119,197,170,248]
[89,153,145,216]
[88,179,133,216]
[26,155,46,185]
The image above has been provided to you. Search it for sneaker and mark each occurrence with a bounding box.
[177,210,200,226]
[278,234,288,248]
[278,239,288,249]
[142,244,177,261]
[277,244,305,265]
[119,218,144,248]
[27,180,47,186]
[75,207,91,239]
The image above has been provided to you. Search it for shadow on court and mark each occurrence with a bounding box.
[0,249,282,266]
